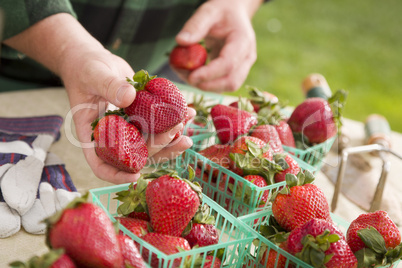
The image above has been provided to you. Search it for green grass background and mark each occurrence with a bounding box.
[226,0,402,133]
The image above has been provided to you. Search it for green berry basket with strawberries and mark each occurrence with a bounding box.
[238,209,401,268]
[174,145,318,219]
[89,181,255,268]
[281,135,337,170]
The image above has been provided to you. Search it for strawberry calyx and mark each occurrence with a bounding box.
[115,169,178,216]
[189,94,211,121]
[229,140,283,185]
[295,230,340,266]
[259,215,290,246]
[328,89,348,136]
[9,249,67,268]
[354,227,402,268]
[126,69,157,91]
[247,85,277,106]
[236,97,255,113]
[270,170,315,201]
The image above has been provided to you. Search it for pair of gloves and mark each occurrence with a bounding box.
[0,115,80,238]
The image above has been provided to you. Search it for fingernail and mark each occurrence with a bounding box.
[178,31,192,42]
[116,85,128,104]
[169,123,184,139]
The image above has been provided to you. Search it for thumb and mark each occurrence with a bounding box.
[176,4,218,45]
[98,75,136,108]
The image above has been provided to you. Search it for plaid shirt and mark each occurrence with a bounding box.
[0,0,267,85]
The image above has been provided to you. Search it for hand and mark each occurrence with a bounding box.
[174,0,261,92]
[60,48,194,184]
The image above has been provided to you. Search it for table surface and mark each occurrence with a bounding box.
[1,87,402,267]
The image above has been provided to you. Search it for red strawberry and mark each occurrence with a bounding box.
[9,249,77,268]
[124,70,187,134]
[91,111,148,173]
[140,232,191,268]
[271,171,331,232]
[184,223,219,248]
[346,210,402,267]
[169,43,208,71]
[198,144,232,177]
[145,174,202,237]
[287,218,357,268]
[250,124,284,153]
[203,255,222,268]
[259,241,288,268]
[211,104,257,144]
[274,120,296,148]
[117,235,147,268]
[116,217,149,238]
[127,211,150,222]
[45,194,123,268]
[287,90,347,144]
[274,154,300,183]
[242,175,269,206]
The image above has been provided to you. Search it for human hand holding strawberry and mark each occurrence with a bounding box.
[175,0,262,92]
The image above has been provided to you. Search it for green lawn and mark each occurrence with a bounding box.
[227,0,402,133]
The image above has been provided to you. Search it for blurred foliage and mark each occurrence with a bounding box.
[226,0,402,132]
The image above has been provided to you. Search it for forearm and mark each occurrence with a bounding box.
[3,13,104,77]
[209,0,264,18]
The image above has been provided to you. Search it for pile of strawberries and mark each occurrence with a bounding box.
[91,69,188,173]
[253,172,402,268]
[187,87,303,213]
[114,168,223,268]
[10,192,148,268]
[10,169,223,268]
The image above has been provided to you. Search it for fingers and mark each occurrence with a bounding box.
[146,123,185,156]
[84,55,136,108]
[148,135,193,165]
[176,3,219,45]
[83,146,141,184]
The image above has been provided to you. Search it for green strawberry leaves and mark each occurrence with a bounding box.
[126,69,157,91]
[259,215,290,245]
[9,249,66,268]
[328,89,348,136]
[355,227,402,268]
[295,230,340,267]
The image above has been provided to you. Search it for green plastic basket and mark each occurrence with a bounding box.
[89,184,255,268]
[238,209,400,268]
[174,147,317,219]
[282,135,337,170]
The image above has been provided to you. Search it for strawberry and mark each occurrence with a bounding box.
[271,171,331,232]
[124,70,187,134]
[145,172,202,237]
[229,136,281,184]
[184,223,219,248]
[45,194,123,268]
[273,154,300,183]
[202,255,222,268]
[140,232,191,268]
[211,104,257,144]
[198,144,232,177]
[287,218,357,268]
[247,86,279,113]
[117,234,147,268]
[274,120,296,148]
[9,249,77,268]
[116,217,150,238]
[287,89,347,145]
[346,210,402,267]
[91,110,148,173]
[250,124,284,153]
[182,203,219,248]
[258,241,288,268]
[169,43,208,71]
[127,211,150,222]
[241,175,269,207]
